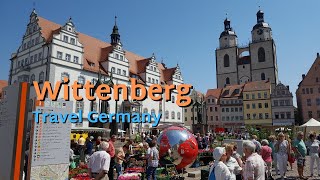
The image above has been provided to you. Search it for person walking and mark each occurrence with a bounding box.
[209,147,231,180]
[261,139,272,179]
[146,141,159,180]
[88,141,111,180]
[78,135,86,163]
[107,135,116,180]
[285,135,295,171]
[269,135,278,175]
[309,132,320,177]
[225,144,242,180]
[293,131,308,180]
[275,133,290,180]
[251,135,262,154]
[242,140,265,180]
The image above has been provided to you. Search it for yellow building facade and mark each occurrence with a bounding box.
[243,81,272,126]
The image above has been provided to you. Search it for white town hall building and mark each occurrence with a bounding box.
[8,10,184,134]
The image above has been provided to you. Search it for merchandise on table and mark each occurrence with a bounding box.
[118,172,141,180]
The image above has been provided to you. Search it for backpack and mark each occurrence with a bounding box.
[208,167,216,180]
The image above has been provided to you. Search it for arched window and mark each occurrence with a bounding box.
[39,72,44,83]
[171,95,175,103]
[177,112,181,120]
[30,74,35,83]
[165,110,169,119]
[171,111,175,119]
[224,54,230,67]
[226,77,230,85]
[258,47,265,62]
[261,73,266,80]
[143,108,148,113]
[61,72,69,81]
[78,76,85,85]
[151,109,155,115]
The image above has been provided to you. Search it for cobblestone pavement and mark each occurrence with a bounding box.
[184,156,320,180]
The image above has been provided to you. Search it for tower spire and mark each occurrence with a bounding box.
[110,16,121,46]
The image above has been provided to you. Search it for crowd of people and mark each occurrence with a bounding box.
[70,134,160,180]
[209,131,320,180]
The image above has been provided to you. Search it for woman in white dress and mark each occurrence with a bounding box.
[275,132,290,180]
[225,144,242,180]
[309,133,320,177]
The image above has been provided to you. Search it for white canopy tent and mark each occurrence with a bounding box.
[298,118,320,135]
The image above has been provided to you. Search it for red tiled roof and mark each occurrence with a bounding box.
[0,80,8,94]
[36,16,177,83]
[243,80,271,92]
[205,88,222,98]
[221,84,244,98]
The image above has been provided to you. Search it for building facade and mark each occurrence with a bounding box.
[205,88,222,131]
[216,9,278,90]
[271,83,295,126]
[243,81,272,126]
[220,84,245,131]
[8,10,184,134]
[296,53,320,123]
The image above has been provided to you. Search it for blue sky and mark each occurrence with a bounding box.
[0,0,319,104]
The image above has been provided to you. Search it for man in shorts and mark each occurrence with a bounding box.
[293,131,307,180]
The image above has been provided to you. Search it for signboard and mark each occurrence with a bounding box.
[29,99,73,180]
[0,82,29,180]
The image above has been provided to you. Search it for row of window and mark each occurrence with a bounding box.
[245,92,268,100]
[222,107,243,112]
[114,53,124,61]
[246,113,270,120]
[22,37,40,51]
[63,35,76,45]
[302,87,320,94]
[207,98,217,104]
[209,106,218,112]
[246,102,269,109]
[273,100,291,106]
[222,116,244,121]
[220,99,243,105]
[57,51,79,63]
[27,24,38,35]
[274,90,289,96]
[15,72,45,84]
[307,98,320,106]
[308,111,320,119]
[111,67,126,76]
[274,112,292,119]
[17,52,42,68]
[148,77,159,84]
[149,65,157,72]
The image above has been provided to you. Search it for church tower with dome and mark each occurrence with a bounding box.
[215,9,279,91]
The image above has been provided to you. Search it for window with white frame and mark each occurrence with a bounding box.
[152,78,155,84]
[143,108,148,113]
[30,74,35,83]
[39,72,44,83]
[165,111,169,119]
[61,72,69,81]
[115,54,119,59]
[63,35,68,42]
[117,69,121,75]
[76,101,84,113]
[78,76,85,85]
[156,79,158,84]
[74,56,79,63]
[171,111,175,119]
[151,109,155,115]
[57,51,63,59]
[111,67,115,73]
[177,112,181,120]
[148,77,151,82]
[65,54,71,61]
[123,70,126,76]
[38,52,42,61]
[70,38,75,45]
[120,55,124,61]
